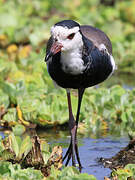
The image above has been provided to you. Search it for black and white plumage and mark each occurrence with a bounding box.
[45,20,116,170]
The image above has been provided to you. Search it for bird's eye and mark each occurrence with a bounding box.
[67,33,75,40]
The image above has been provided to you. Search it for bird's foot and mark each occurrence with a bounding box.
[63,141,82,172]
[63,126,82,172]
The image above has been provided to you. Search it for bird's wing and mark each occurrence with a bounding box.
[80,25,112,55]
[80,25,114,74]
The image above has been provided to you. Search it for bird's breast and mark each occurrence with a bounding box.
[47,49,115,89]
[60,49,85,75]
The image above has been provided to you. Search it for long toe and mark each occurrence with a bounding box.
[63,142,72,162]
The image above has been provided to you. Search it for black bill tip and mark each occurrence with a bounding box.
[45,51,53,62]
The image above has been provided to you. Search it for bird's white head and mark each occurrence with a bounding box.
[51,25,83,52]
[50,20,83,55]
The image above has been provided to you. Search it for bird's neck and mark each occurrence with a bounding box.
[62,47,82,59]
[60,47,86,75]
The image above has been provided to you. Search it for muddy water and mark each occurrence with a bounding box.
[38,129,129,179]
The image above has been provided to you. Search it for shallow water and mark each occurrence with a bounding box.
[38,129,129,179]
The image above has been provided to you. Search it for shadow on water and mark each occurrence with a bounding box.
[37,128,129,179]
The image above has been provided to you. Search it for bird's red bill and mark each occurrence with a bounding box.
[51,42,63,55]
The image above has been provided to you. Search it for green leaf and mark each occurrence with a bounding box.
[40,140,51,164]
[121,112,128,122]
[112,167,132,179]
[18,136,32,160]
[0,89,9,109]
[0,161,44,180]
[0,149,14,161]
[0,82,17,104]
[47,166,97,180]
[12,124,26,136]
[3,108,17,123]
[0,161,12,175]
[9,133,19,157]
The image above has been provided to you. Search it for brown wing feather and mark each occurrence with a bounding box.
[80,25,112,54]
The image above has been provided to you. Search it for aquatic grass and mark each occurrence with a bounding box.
[0,130,97,179]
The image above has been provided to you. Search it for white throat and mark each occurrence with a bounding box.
[51,25,86,75]
[61,46,86,75]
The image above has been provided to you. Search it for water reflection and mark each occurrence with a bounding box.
[37,128,129,179]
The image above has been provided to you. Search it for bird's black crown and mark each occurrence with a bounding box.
[54,20,80,29]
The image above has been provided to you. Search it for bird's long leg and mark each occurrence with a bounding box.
[63,88,85,170]
[76,88,85,127]
[63,90,76,166]
[74,88,85,171]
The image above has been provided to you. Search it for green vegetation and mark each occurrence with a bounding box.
[0,130,96,180]
[0,0,135,179]
[0,161,44,180]
[0,161,96,180]
[1,83,135,137]
[111,164,135,180]
[0,0,135,129]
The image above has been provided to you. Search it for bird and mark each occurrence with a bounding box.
[45,20,116,171]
